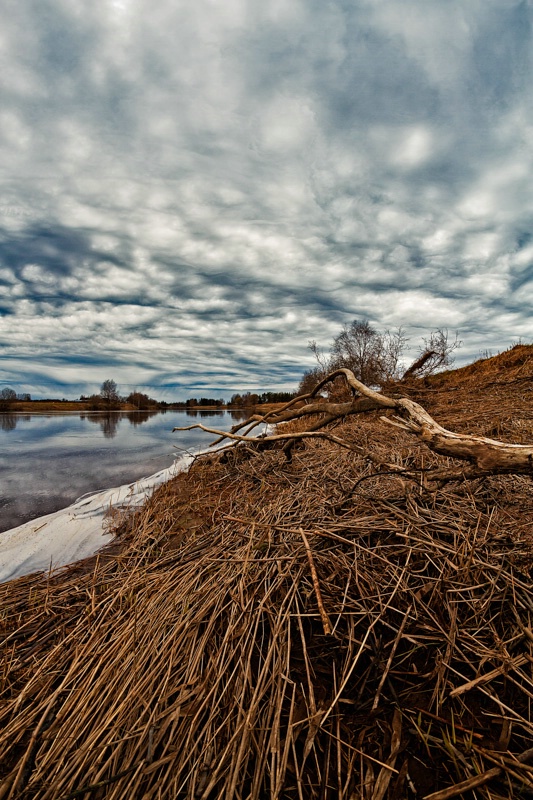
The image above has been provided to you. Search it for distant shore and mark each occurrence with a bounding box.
[1,400,285,413]
[3,400,147,412]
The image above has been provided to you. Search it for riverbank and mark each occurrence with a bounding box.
[2,400,223,412]
[0,407,243,533]
[0,454,194,583]
[2,400,286,413]
[1,349,532,798]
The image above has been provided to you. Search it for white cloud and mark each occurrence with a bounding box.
[0,0,532,397]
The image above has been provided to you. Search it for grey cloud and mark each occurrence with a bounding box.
[1,0,533,398]
[0,222,121,278]
[470,2,532,110]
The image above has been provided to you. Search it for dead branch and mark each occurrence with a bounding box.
[298,528,332,635]
[424,745,533,800]
[174,368,533,480]
[2,396,533,799]
[401,349,438,380]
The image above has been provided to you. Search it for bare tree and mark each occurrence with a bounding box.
[100,379,119,408]
[402,329,461,380]
[0,387,17,411]
[330,320,385,385]
[300,321,407,399]
[380,327,408,382]
[300,322,460,398]
[298,365,328,397]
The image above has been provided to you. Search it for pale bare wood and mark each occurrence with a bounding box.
[175,367,533,479]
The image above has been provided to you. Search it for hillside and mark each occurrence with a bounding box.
[407,343,533,434]
[1,348,532,799]
[424,343,533,391]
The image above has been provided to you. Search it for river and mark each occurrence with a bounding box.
[0,409,248,533]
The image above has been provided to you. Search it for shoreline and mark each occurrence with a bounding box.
[1,349,532,796]
[1,401,286,414]
[0,452,196,583]
[0,402,227,413]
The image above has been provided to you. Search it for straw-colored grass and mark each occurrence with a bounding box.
[1,351,533,799]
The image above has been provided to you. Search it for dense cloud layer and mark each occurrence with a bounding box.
[1,0,532,398]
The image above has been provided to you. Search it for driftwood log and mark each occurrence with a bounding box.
[174,368,533,482]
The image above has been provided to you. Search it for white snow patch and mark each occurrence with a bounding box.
[0,454,195,584]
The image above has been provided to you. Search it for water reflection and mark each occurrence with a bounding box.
[81,412,119,439]
[1,414,17,432]
[80,410,160,438]
[185,408,225,418]
[1,412,33,431]
[228,409,251,422]
[0,409,246,533]
[182,408,250,422]
[102,414,119,439]
[128,411,158,427]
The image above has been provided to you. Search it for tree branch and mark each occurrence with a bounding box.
[173,369,533,480]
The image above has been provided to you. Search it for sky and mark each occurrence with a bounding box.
[1,0,532,400]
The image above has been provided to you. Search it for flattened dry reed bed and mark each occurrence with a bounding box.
[1,410,533,800]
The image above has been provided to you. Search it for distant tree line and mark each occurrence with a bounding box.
[81,383,228,410]
[0,325,461,417]
[228,391,296,407]
[81,379,122,410]
[182,398,225,408]
[124,391,159,410]
[80,380,162,410]
[1,379,295,412]
[1,388,31,401]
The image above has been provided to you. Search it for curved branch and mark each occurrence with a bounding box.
[394,397,533,473]
[173,423,366,453]
[173,369,533,479]
[309,368,397,408]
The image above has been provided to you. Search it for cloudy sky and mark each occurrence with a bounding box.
[1,0,532,400]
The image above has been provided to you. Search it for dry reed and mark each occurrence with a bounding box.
[1,355,533,799]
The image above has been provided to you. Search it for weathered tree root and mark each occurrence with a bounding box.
[174,368,533,481]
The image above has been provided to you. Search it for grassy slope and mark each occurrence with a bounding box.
[0,346,532,799]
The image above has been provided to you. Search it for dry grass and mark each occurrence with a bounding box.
[1,350,533,799]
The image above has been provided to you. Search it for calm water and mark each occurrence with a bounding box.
[0,409,247,533]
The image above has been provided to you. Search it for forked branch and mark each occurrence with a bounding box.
[174,368,533,480]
